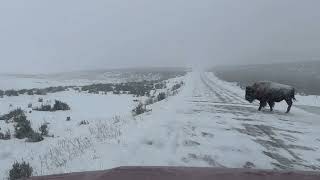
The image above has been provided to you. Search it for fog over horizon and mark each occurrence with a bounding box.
[1,0,320,74]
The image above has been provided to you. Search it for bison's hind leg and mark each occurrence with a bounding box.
[258,101,267,111]
[285,99,293,113]
[268,101,275,111]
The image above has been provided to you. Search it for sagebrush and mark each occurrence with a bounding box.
[9,161,33,180]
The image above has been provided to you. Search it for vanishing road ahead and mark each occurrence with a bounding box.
[128,71,320,171]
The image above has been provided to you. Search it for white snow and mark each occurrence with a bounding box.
[1,71,320,178]
[0,71,174,90]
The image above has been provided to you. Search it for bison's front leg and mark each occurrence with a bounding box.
[258,101,267,111]
[285,99,293,113]
[268,101,275,111]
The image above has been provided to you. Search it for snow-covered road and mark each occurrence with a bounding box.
[117,71,320,171]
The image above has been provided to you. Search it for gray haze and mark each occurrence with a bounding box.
[0,0,320,73]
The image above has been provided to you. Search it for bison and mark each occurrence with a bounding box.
[245,81,296,113]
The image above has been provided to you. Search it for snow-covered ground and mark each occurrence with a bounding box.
[0,70,181,90]
[1,71,320,178]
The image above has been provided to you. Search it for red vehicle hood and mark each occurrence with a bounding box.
[29,166,320,180]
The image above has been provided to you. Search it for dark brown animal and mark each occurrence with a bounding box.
[245,81,296,113]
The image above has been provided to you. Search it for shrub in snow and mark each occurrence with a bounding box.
[39,124,49,136]
[0,132,5,140]
[4,90,19,97]
[28,103,32,108]
[40,104,51,111]
[0,108,24,121]
[114,81,154,96]
[52,100,71,111]
[154,82,166,89]
[27,90,34,95]
[89,119,122,141]
[5,130,11,140]
[18,89,28,95]
[33,100,70,112]
[13,113,43,142]
[132,103,147,115]
[113,90,120,94]
[79,120,89,126]
[26,132,44,142]
[0,129,11,140]
[33,104,52,111]
[35,89,47,95]
[9,161,33,180]
[38,137,92,169]
[82,83,113,93]
[145,91,151,97]
[81,81,160,96]
[38,98,43,102]
[157,92,166,101]
[14,114,33,139]
[45,86,69,93]
[145,97,155,105]
[88,89,99,94]
[0,90,3,98]
[66,116,71,121]
[171,82,184,91]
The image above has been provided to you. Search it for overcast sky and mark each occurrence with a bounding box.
[0,0,320,73]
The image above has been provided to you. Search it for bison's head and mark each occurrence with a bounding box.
[245,86,255,103]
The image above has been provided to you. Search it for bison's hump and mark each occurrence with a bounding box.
[254,81,293,91]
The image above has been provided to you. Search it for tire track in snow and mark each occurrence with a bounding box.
[201,74,240,103]
[201,72,248,104]
[131,71,320,170]
[184,72,320,170]
[199,74,230,103]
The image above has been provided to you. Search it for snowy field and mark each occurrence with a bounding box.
[0,68,186,90]
[1,70,320,178]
